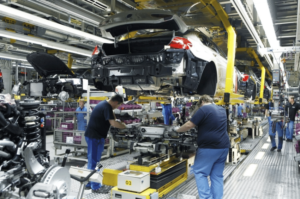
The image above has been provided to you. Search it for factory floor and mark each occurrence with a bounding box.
[223,135,300,199]
[45,131,300,199]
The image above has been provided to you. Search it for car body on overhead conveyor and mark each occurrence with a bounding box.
[91,9,249,98]
[237,65,271,102]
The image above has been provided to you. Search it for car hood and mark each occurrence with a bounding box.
[99,9,188,38]
[27,52,75,77]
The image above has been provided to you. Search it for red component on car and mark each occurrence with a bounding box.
[170,37,192,50]
[92,46,99,56]
[0,72,2,77]
[242,74,249,82]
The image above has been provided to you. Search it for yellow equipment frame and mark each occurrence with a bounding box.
[236,48,273,104]
[199,0,243,105]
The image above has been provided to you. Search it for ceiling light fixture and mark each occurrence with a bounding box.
[231,0,273,68]
[0,30,92,57]
[0,4,113,45]
[253,0,279,48]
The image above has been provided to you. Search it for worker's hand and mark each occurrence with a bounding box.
[168,130,179,138]
[167,126,180,137]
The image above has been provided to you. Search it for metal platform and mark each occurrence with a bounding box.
[223,135,300,199]
[69,152,139,198]
[68,123,270,199]
[162,123,269,199]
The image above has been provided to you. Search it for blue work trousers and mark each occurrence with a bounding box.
[85,137,105,190]
[269,121,284,149]
[285,121,295,140]
[194,148,229,199]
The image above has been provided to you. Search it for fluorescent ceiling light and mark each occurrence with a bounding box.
[231,0,274,68]
[253,0,279,48]
[0,52,27,61]
[255,152,265,160]
[0,30,92,57]
[0,4,113,45]
[243,164,258,177]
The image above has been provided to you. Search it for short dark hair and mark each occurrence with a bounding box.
[110,94,123,104]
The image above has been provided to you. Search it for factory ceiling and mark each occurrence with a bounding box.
[0,0,298,86]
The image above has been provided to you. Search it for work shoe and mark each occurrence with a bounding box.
[85,185,91,190]
[270,147,277,151]
[277,149,281,152]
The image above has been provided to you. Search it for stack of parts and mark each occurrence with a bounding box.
[118,104,142,110]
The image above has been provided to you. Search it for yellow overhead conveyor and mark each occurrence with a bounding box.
[106,1,245,199]
[236,48,272,104]
[196,0,243,105]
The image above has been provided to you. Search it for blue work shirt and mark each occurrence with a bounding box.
[85,101,115,140]
[76,106,87,130]
[190,104,230,149]
[238,105,243,116]
[161,104,175,125]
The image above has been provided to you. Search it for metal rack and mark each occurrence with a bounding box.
[53,111,110,162]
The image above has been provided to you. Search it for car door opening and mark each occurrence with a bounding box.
[197,62,217,96]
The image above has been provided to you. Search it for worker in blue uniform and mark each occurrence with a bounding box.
[265,101,283,152]
[84,95,126,193]
[76,99,87,131]
[161,104,175,125]
[175,95,230,199]
[237,103,243,117]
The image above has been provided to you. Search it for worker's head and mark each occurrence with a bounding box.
[109,94,124,109]
[198,95,213,107]
[289,96,295,103]
[79,99,85,108]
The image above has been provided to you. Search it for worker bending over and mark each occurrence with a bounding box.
[84,94,126,193]
[284,96,300,142]
[175,95,229,199]
[76,99,87,131]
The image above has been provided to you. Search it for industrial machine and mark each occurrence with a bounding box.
[105,101,197,199]
[0,95,53,198]
[24,52,88,98]
[92,10,248,99]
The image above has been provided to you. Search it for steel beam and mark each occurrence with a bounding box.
[294,0,300,72]
[278,33,296,38]
[274,18,297,25]
[230,0,273,69]
[0,4,113,45]
[276,5,298,10]
[9,0,104,26]
[219,0,231,4]
[260,46,300,54]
